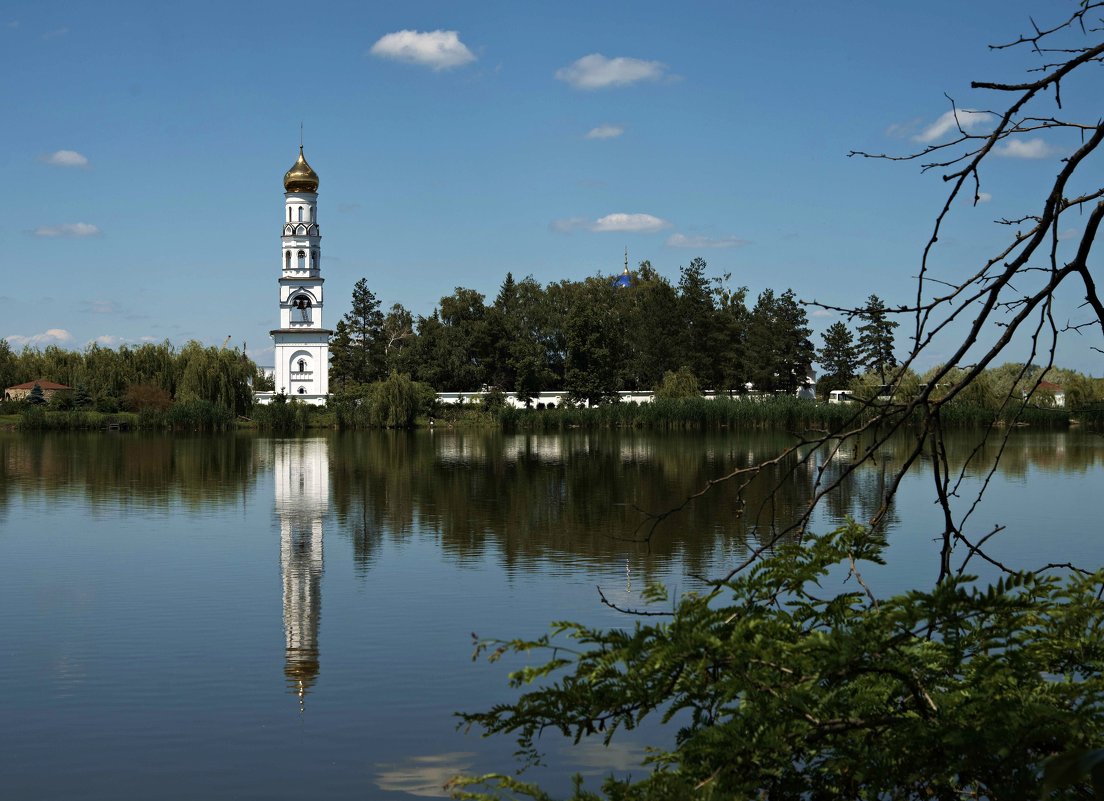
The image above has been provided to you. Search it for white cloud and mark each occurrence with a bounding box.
[83,334,160,348]
[811,309,835,318]
[33,222,100,237]
[552,213,670,233]
[375,753,476,798]
[4,328,73,348]
[995,138,1054,159]
[976,191,992,203]
[592,213,670,233]
[914,109,993,143]
[369,29,475,71]
[666,233,747,249]
[90,334,125,347]
[41,27,68,40]
[41,149,88,168]
[885,118,923,139]
[555,53,667,90]
[585,124,624,140]
[1058,227,1081,241]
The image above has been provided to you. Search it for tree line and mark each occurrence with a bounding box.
[0,339,259,416]
[331,257,848,405]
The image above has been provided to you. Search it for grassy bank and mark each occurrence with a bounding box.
[14,401,238,432]
[497,396,1072,432]
[2,396,1074,433]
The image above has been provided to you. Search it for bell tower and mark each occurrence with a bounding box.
[269,146,331,404]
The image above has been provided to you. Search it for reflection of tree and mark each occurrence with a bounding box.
[327,428,1102,583]
[328,432,829,580]
[817,435,903,535]
[0,432,260,516]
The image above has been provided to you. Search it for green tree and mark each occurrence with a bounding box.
[746,288,780,391]
[457,526,1104,801]
[564,278,625,405]
[856,294,898,382]
[367,371,432,428]
[746,289,813,393]
[50,390,74,410]
[620,262,683,391]
[330,278,386,387]
[1064,372,1103,408]
[175,341,254,415]
[438,287,492,390]
[817,321,860,398]
[124,383,173,412]
[675,257,720,386]
[252,367,275,392]
[0,339,17,391]
[713,282,750,394]
[486,272,521,391]
[774,289,814,393]
[26,383,46,405]
[382,303,415,372]
[490,275,556,406]
[73,383,93,409]
[653,367,700,399]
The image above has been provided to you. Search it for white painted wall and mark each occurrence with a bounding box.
[257,180,330,406]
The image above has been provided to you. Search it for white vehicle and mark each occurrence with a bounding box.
[828,389,855,405]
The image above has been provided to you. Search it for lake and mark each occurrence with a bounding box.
[1,428,1101,799]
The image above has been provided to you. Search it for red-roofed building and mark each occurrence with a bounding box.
[4,379,73,402]
[1023,380,1066,408]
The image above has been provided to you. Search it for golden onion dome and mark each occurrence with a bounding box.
[283,147,319,193]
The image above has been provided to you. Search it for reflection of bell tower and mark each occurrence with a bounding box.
[275,438,329,705]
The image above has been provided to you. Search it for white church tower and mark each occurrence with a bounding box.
[267,147,331,404]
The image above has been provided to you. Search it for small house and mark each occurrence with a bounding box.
[3,379,73,402]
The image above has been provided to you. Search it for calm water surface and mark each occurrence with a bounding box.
[1,429,1100,799]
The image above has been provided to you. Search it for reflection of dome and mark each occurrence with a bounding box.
[285,649,320,699]
[284,147,319,193]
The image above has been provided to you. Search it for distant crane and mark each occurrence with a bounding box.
[221,335,231,350]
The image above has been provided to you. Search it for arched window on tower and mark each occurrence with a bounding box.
[298,206,303,222]
[287,206,292,222]
[297,250,306,269]
[293,295,312,323]
[297,386,306,395]
[310,251,317,269]
[298,358,306,372]
[285,251,291,270]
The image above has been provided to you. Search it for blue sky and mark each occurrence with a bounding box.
[3,0,1099,374]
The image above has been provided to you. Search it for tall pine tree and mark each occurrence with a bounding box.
[330,278,385,388]
[818,321,860,396]
[856,294,898,382]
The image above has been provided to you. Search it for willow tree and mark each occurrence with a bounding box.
[456,5,1104,799]
[175,341,254,415]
